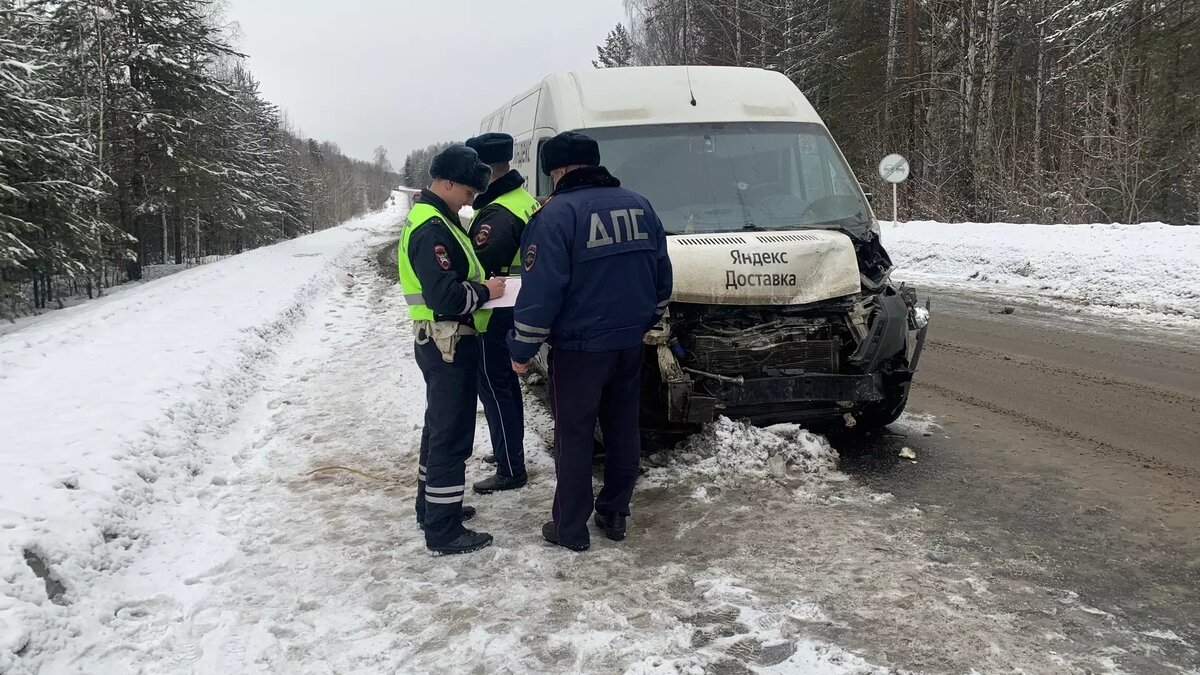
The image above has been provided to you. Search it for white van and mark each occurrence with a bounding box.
[480,66,929,433]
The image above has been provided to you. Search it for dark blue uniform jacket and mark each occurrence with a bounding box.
[508,166,673,363]
[468,169,528,277]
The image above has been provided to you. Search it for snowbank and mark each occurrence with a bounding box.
[141,254,227,282]
[0,205,405,670]
[644,418,841,488]
[881,221,1200,323]
[641,418,896,509]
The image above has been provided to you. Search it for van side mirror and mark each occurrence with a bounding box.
[860,182,874,204]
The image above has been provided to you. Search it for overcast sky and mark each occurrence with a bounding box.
[226,0,627,166]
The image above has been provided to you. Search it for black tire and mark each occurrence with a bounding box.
[853,390,909,431]
[592,428,687,459]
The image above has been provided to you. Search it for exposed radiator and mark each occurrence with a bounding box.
[686,322,838,377]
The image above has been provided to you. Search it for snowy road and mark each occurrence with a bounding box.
[2,209,1198,674]
[840,286,1200,671]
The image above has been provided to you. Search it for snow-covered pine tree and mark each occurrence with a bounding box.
[2,0,407,318]
[0,4,120,312]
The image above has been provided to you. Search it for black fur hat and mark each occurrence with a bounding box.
[540,131,601,175]
[466,132,514,164]
[430,145,491,192]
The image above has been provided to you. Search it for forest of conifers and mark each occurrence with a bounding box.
[1,1,399,318]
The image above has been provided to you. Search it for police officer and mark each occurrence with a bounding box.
[399,144,505,555]
[508,132,673,552]
[464,132,538,494]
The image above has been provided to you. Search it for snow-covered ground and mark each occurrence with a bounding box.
[3,210,1195,674]
[0,207,398,673]
[142,255,230,282]
[882,221,1200,327]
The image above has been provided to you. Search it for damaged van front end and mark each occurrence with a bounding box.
[545,118,934,434]
[641,227,929,432]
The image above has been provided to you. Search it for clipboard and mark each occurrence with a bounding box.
[482,277,522,309]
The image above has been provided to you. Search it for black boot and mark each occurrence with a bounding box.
[594,512,627,541]
[428,529,493,555]
[473,473,528,494]
[481,455,497,465]
[541,521,589,552]
[418,505,476,531]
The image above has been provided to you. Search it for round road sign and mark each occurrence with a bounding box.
[879,154,910,184]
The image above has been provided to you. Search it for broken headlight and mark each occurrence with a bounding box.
[908,306,930,331]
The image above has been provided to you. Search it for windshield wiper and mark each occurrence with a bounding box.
[741,223,764,231]
[791,216,870,230]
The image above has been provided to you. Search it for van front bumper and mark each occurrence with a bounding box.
[667,372,895,424]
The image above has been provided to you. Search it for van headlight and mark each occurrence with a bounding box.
[908,307,930,330]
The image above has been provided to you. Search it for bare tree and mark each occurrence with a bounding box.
[605,0,1200,225]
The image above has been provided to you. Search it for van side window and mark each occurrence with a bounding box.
[536,138,552,198]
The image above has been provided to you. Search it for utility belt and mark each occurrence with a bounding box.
[414,319,477,363]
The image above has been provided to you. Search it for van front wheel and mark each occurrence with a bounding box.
[854,390,909,431]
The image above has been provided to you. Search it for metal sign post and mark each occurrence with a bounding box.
[878,153,910,225]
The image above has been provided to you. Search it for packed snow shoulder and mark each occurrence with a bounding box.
[882,220,1200,325]
[0,205,406,672]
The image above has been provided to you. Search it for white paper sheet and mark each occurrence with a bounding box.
[481,277,522,309]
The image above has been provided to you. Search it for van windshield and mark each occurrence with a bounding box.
[577,122,873,238]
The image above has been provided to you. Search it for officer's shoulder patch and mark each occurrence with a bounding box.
[523,244,537,272]
[474,223,492,247]
[433,244,452,270]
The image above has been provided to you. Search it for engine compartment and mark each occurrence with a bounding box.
[672,304,856,379]
[525,231,931,433]
[641,280,927,430]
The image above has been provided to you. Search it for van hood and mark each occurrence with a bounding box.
[666,230,861,305]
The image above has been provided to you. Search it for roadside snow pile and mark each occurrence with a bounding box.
[882,221,1200,322]
[644,418,841,488]
[0,204,405,671]
[141,254,227,282]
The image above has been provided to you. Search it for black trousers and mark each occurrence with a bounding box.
[548,346,644,548]
[414,334,479,547]
[476,308,526,478]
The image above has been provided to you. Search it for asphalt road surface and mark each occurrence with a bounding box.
[836,286,1200,672]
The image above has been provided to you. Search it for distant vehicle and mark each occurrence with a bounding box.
[480,66,929,434]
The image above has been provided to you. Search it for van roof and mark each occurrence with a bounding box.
[550,66,823,130]
[485,66,825,134]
